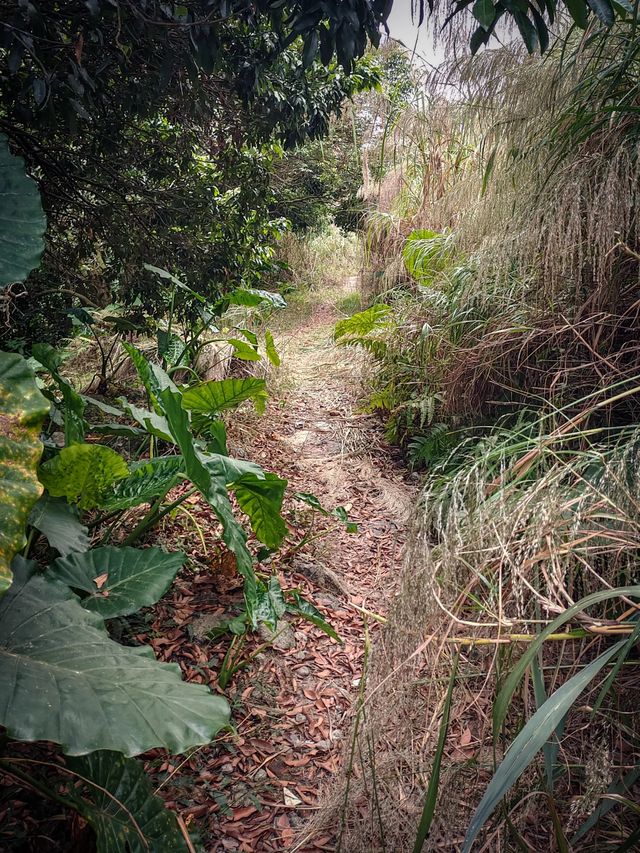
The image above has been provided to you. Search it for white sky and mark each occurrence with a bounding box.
[386,2,447,67]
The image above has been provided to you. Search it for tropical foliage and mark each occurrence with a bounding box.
[2,0,640,849]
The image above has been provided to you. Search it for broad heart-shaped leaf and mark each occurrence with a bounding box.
[0,558,230,756]
[0,352,49,594]
[50,546,186,618]
[0,134,46,288]
[29,494,90,555]
[101,456,185,511]
[39,444,129,510]
[67,751,189,853]
[230,472,288,550]
[462,639,626,853]
[159,388,259,623]
[182,377,268,416]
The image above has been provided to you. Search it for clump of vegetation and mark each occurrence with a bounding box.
[318,8,640,853]
[2,0,637,849]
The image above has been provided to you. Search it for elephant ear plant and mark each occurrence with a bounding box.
[0,136,229,850]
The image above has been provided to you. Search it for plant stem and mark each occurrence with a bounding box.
[0,759,73,812]
[122,486,198,546]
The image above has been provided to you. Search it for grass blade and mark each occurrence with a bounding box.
[413,652,460,853]
[493,585,640,740]
[463,639,627,853]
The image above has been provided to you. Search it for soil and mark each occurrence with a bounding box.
[148,277,415,851]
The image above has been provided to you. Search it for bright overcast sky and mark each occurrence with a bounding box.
[386,3,446,67]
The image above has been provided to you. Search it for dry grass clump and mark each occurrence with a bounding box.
[306,18,640,853]
[306,426,640,851]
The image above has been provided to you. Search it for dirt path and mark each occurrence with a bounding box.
[149,278,414,851]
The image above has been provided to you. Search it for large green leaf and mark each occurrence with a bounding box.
[230,472,288,550]
[101,456,185,511]
[0,134,46,288]
[204,452,264,483]
[462,640,626,853]
[254,575,287,628]
[50,546,186,618]
[227,287,287,309]
[39,443,129,510]
[334,304,391,341]
[29,494,90,555]
[0,352,49,594]
[68,751,189,853]
[182,377,268,416]
[159,387,259,623]
[0,558,230,755]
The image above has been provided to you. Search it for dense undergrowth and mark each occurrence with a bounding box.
[2,0,639,851]
[320,12,640,853]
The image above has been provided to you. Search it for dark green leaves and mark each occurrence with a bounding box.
[586,0,615,24]
[32,343,87,445]
[0,134,46,288]
[473,0,496,29]
[29,494,90,556]
[50,546,186,618]
[0,352,49,593]
[565,0,590,26]
[513,10,539,53]
[0,559,229,756]
[287,591,340,641]
[265,330,281,367]
[68,751,190,853]
[159,388,258,612]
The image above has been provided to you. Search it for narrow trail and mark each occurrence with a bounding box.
[218,276,415,851]
[150,277,414,851]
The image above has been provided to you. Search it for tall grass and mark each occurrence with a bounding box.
[310,15,640,852]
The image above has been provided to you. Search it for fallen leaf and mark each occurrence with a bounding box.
[283,787,302,807]
[93,573,108,589]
